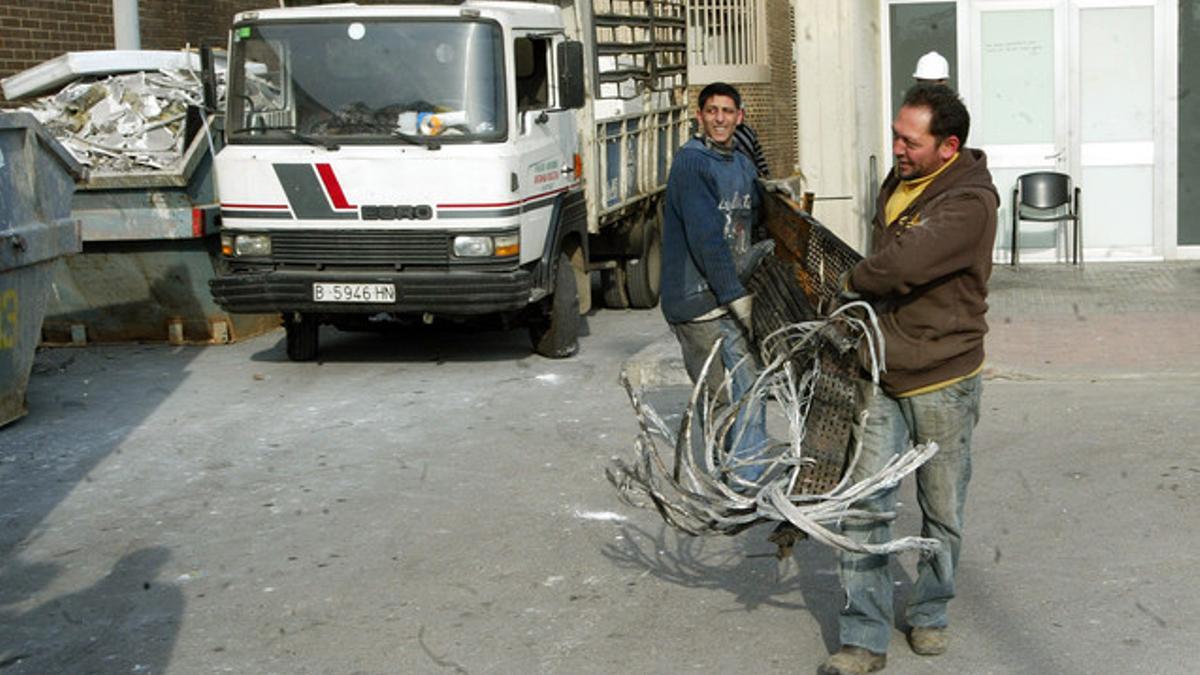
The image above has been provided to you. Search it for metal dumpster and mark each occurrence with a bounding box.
[40,116,278,345]
[0,113,84,426]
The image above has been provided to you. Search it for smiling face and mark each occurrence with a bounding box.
[892,104,959,180]
[696,94,743,146]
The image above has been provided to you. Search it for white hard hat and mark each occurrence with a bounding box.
[913,51,950,81]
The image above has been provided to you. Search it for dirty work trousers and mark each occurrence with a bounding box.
[838,373,983,654]
[669,316,768,483]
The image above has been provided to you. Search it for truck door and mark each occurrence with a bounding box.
[513,34,577,265]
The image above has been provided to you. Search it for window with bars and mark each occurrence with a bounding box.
[687,0,770,84]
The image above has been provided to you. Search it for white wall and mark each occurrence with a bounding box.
[794,0,883,253]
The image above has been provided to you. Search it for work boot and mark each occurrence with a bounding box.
[816,646,886,674]
[907,626,949,656]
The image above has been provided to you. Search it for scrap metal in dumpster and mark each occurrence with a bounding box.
[6,51,277,345]
[0,113,84,427]
[16,66,205,174]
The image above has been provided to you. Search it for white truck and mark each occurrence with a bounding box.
[205,0,687,360]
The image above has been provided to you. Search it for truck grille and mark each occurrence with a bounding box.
[271,230,449,267]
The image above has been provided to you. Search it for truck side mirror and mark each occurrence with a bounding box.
[200,41,219,113]
[557,41,584,109]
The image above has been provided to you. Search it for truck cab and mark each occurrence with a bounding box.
[208,1,686,360]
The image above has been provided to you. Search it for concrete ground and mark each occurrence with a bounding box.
[1,262,1197,674]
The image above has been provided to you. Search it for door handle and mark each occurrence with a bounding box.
[1044,149,1065,160]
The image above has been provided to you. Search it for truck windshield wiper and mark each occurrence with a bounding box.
[392,130,440,151]
[231,126,339,151]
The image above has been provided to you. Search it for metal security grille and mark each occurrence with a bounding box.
[612,191,945,556]
[753,191,866,495]
[270,230,449,267]
[593,0,688,96]
[802,223,865,311]
[686,0,769,83]
[591,0,689,222]
[760,190,863,315]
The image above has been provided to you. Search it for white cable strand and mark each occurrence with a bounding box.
[609,310,942,557]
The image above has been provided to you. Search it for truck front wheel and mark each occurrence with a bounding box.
[285,313,319,362]
[530,252,580,358]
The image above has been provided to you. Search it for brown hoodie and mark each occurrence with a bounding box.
[850,148,999,396]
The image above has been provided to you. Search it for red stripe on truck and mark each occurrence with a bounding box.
[315,163,356,210]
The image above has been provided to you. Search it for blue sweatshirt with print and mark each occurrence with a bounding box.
[660,136,758,324]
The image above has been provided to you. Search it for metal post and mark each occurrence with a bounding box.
[112,0,140,50]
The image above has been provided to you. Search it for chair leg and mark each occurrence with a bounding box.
[1074,187,1083,267]
[1074,219,1082,266]
[1011,189,1019,266]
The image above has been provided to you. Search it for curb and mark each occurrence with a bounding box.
[618,330,691,391]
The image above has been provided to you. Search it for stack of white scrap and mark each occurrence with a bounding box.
[18,69,210,174]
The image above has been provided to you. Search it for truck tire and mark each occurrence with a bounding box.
[530,252,580,358]
[601,267,630,309]
[285,313,319,362]
[626,217,661,309]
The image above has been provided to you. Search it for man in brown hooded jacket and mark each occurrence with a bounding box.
[819,84,999,675]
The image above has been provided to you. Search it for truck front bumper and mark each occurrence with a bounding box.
[209,269,535,315]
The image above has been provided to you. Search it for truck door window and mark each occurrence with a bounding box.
[232,38,292,129]
[514,37,550,112]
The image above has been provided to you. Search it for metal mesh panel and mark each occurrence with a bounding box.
[793,350,861,494]
[751,191,867,495]
[803,224,864,311]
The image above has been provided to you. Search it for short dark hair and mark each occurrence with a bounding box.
[902,83,970,147]
[698,82,742,110]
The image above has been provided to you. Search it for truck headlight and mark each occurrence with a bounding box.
[453,234,519,258]
[453,236,493,257]
[233,233,271,257]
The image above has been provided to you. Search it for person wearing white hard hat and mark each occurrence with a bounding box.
[913,51,950,85]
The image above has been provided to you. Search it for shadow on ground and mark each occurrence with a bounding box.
[0,343,195,672]
[250,318,595,364]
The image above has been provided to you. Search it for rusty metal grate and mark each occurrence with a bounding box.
[750,191,867,495]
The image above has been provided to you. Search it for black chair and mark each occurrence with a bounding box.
[1011,172,1082,265]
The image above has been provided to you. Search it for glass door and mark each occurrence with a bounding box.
[1073,1,1157,258]
[889,1,960,118]
[890,0,1165,259]
[970,1,1066,261]
[970,0,1161,261]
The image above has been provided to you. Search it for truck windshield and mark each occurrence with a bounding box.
[227,19,506,143]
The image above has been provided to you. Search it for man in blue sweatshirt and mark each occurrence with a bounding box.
[660,82,767,484]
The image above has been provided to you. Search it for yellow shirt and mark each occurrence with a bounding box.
[884,152,960,226]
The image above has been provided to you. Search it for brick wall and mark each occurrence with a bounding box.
[686,0,797,178]
[761,0,797,177]
[138,1,264,52]
[0,2,114,89]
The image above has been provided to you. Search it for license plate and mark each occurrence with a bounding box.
[313,283,396,303]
